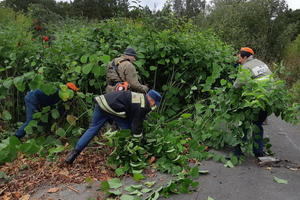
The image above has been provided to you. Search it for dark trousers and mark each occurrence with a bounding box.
[234,110,268,157]
[253,110,268,156]
[74,105,131,152]
[15,90,60,138]
[15,92,39,138]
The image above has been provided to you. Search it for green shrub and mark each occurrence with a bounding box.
[282,34,300,86]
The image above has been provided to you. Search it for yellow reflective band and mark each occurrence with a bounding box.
[95,95,126,118]
[133,133,143,138]
[256,75,271,81]
[131,92,145,108]
[140,94,145,108]
[131,92,141,104]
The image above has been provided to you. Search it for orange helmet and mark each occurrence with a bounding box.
[240,47,254,55]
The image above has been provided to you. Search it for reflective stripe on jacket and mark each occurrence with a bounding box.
[234,56,272,88]
[94,91,151,135]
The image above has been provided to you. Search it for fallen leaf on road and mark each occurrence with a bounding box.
[199,170,210,174]
[273,176,288,184]
[265,167,272,170]
[59,168,69,176]
[20,194,30,200]
[208,196,215,200]
[224,160,234,168]
[47,187,60,193]
[13,192,22,198]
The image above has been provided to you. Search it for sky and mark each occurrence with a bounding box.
[53,0,300,11]
[137,0,300,10]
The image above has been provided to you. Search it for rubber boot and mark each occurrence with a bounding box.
[65,149,80,164]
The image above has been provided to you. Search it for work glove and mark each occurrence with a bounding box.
[66,82,79,92]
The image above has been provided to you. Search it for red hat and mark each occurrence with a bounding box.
[240,47,254,55]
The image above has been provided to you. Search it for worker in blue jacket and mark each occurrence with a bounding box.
[15,83,79,139]
[65,89,162,164]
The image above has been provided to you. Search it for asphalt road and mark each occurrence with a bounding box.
[164,115,300,200]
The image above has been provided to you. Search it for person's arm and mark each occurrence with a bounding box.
[233,66,252,88]
[124,63,149,93]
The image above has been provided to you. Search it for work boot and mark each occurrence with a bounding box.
[65,149,80,164]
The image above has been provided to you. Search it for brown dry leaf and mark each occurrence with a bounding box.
[2,193,12,200]
[66,115,78,126]
[265,167,272,170]
[59,168,69,176]
[148,156,156,164]
[47,187,60,193]
[20,194,30,200]
[13,192,22,198]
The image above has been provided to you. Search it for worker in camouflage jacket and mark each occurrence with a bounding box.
[105,47,149,94]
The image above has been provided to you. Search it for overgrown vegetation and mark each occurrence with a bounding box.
[0,0,300,199]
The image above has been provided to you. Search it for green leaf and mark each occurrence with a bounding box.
[101,181,110,192]
[100,55,111,64]
[80,55,88,64]
[130,184,142,189]
[144,181,156,187]
[82,63,93,75]
[173,57,179,64]
[115,167,125,176]
[89,55,98,63]
[108,178,122,189]
[150,66,157,71]
[48,145,65,154]
[120,194,135,200]
[13,76,25,92]
[51,109,60,119]
[220,79,227,86]
[3,79,13,88]
[109,189,121,195]
[29,74,43,90]
[181,113,192,119]
[224,160,234,168]
[273,176,288,184]
[40,83,57,95]
[56,128,66,137]
[2,110,12,121]
[85,177,94,183]
[40,114,48,123]
[125,186,136,192]
[189,167,199,178]
[208,197,215,200]
[133,173,145,181]
[141,188,152,193]
[129,190,143,196]
[20,139,40,155]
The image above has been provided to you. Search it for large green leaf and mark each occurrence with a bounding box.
[82,63,93,74]
[108,178,122,189]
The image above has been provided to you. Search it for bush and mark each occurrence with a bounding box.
[282,34,300,86]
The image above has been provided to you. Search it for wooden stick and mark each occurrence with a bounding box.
[66,185,80,193]
[0,187,7,195]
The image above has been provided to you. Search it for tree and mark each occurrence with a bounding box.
[206,0,296,61]
[171,0,206,18]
